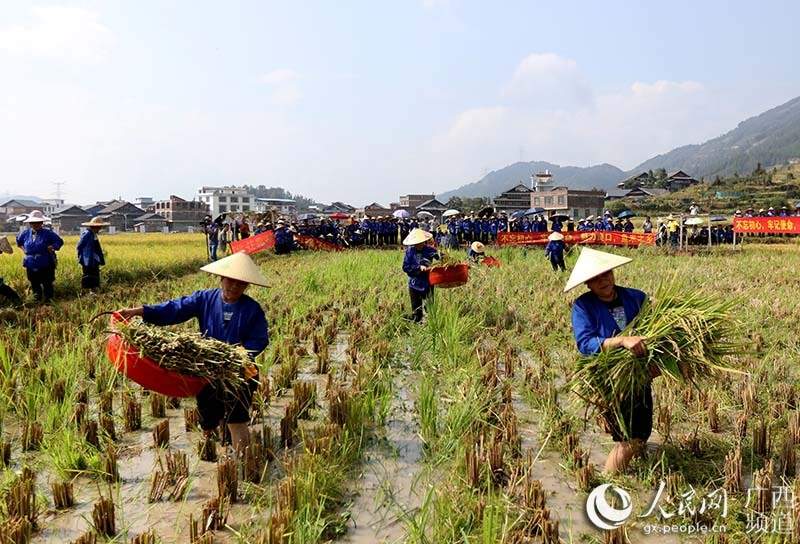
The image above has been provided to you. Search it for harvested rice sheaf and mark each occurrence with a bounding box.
[570,284,742,440]
[115,319,252,392]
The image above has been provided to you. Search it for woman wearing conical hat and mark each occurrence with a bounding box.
[77,216,110,291]
[16,210,63,303]
[544,231,566,271]
[565,247,658,474]
[466,241,486,264]
[116,252,269,454]
[402,228,440,322]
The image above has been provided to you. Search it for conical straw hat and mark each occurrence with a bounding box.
[402,228,432,246]
[548,231,564,241]
[0,236,12,255]
[81,216,111,227]
[470,241,485,254]
[563,247,632,293]
[23,210,50,223]
[200,251,268,287]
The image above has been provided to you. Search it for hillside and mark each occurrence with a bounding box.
[437,161,624,201]
[618,163,800,215]
[630,95,800,179]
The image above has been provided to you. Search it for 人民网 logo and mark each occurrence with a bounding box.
[586,483,633,530]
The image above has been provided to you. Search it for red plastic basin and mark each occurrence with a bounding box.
[482,256,501,268]
[429,263,469,288]
[106,312,208,398]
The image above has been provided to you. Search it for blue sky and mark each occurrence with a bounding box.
[0,0,797,206]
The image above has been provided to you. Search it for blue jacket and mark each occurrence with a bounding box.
[402,246,439,292]
[544,240,565,260]
[143,288,269,359]
[77,230,105,267]
[16,227,64,270]
[571,287,647,356]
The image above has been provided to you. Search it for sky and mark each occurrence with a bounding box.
[0,0,798,207]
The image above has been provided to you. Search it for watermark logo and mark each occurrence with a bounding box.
[586,483,633,530]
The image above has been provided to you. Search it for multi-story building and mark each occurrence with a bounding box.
[255,198,297,215]
[197,186,255,216]
[399,194,435,209]
[40,199,65,216]
[493,184,533,214]
[153,195,209,231]
[135,197,155,211]
[530,187,606,219]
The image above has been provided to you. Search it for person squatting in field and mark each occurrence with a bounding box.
[566,247,660,473]
[402,228,440,322]
[115,252,269,454]
[16,210,64,303]
[77,216,109,290]
[0,237,22,306]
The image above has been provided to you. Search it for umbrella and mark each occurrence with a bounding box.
[417,211,434,219]
[550,213,570,221]
[617,210,635,219]
[442,209,460,218]
[329,212,350,220]
[297,213,317,221]
[523,207,545,217]
[510,210,526,220]
[393,209,411,219]
[478,205,495,217]
[684,217,704,226]
[710,215,728,223]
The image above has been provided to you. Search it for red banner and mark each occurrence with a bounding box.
[230,230,275,255]
[497,231,655,247]
[733,217,800,234]
[295,234,342,252]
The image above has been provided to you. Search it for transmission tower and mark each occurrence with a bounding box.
[53,181,66,201]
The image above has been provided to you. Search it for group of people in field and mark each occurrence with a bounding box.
[0,211,109,306]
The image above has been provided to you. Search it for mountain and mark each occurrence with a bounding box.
[630,95,800,179]
[0,195,42,203]
[437,161,625,202]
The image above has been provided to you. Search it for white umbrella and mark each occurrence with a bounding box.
[392,209,410,219]
[684,217,704,226]
[442,209,460,218]
[417,211,434,219]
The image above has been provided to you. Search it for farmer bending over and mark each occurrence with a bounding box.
[116,252,269,454]
[565,247,658,473]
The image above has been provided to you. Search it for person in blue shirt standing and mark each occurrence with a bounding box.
[77,216,110,291]
[544,231,566,271]
[565,247,656,474]
[116,252,269,454]
[16,210,64,303]
[402,228,440,322]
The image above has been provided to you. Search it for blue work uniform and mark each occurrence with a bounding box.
[402,245,439,322]
[544,239,566,271]
[143,288,269,430]
[77,229,105,289]
[571,286,650,441]
[17,227,64,302]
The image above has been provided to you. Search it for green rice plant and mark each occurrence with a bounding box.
[570,282,743,439]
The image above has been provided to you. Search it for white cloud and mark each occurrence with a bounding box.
[260,69,301,106]
[503,52,593,110]
[0,6,113,63]
[433,52,733,180]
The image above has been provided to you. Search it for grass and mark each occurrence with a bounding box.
[0,239,799,541]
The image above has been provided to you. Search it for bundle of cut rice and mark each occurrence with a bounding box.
[570,283,742,438]
[114,319,252,392]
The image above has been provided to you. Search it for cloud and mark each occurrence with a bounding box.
[433,52,731,178]
[260,69,301,106]
[0,6,113,63]
[503,52,593,110]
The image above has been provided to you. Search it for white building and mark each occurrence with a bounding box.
[255,197,296,215]
[197,186,255,216]
[40,199,65,216]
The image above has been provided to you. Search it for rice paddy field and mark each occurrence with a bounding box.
[1,233,800,543]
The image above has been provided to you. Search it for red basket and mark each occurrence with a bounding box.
[106,312,208,397]
[482,256,501,268]
[429,263,469,288]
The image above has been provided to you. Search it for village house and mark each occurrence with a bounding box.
[415,198,447,218]
[51,205,91,233]
[152,195,209,231]
[493,183,533,214]
[95,200,146,231]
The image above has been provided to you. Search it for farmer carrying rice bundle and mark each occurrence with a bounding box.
[402,228,440,322]
[115,252,269,453]
[566,247,739,474]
